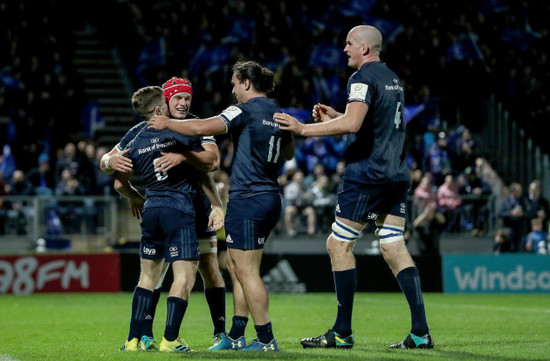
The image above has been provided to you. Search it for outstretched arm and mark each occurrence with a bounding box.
[312,103,344,122]
[147,115,227,137]
[274,102,368,137]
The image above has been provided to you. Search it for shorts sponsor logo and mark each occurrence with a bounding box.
[335,204,341,213]
[143,247,156,256]
[400,202,406,214]
[170,248,179,257]
[367,212,378,220]
[226,234,233,243]
[257,237,265,245]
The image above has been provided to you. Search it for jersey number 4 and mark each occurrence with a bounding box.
[394,101,403,129]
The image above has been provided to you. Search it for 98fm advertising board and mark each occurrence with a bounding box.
[0,253,120,294]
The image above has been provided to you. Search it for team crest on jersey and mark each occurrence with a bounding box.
[221,106,242,121]
[349,83,368,101]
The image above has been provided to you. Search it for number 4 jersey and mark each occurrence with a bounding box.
[344,61,410,185]
[218,97,293,196]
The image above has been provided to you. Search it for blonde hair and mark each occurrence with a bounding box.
[131,86,164,120]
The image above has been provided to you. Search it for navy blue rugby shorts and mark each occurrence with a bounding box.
[224,192,282,250]
[140,207,199,261]
[335,181,409,223]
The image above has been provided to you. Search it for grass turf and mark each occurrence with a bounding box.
[1,292,549,360]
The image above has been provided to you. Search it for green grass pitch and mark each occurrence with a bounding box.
[1,292,549,360]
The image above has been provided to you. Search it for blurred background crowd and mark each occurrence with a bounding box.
[1,0,549,255]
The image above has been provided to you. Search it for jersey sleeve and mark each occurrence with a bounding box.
[347,73,372,106]
[218,105,245,133]
[118,122,146,150]
[201,136,217,147]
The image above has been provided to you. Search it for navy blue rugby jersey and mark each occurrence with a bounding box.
[124,127,204,215]
[343,62,410,185]
[116,113,216,151]
[218,97,293,196]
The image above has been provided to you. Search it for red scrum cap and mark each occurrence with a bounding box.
[162,77,193,103]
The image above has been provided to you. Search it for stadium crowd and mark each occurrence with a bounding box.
[1,0,549,255]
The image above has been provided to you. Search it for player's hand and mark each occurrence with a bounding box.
[273,112,304,135]
[147,115,171,130]
[109,149,133,173]
[155,152,186,173]
[208,205,225,231]
[313,103,339,122]
[128,196,145,219]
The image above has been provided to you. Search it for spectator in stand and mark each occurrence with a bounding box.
[4,169,35,234]
[437,174,462,232]
[412,173,445,255]
[498,182,528,252]
[304,164,326,189]
[424,131,452,186]
[283,169,316,237]
[453,128,477,172]
[27,153,55,196]
[330,160,346,193]
[311,174,337,234]
[457,167,492,236]
[54,142,80,184]
[55,168,85,233]
[493,228,511,255]
[525,218,549,254]
[525,179,549,232]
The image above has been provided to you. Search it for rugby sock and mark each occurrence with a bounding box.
[204,287,226,335]
[255,322,274,344]
[128,287,153,341]
[396,267,429,335]
[228,315,248,339]
[140,287,161,338]
[331,268,357,337]
[164,297,188,341]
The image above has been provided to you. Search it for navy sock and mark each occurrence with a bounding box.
[255,322,274,344]
[128,287,153,341]
[331,268,357,337]
[204,287,226,335]
[140,288,161,338]
[164,297,188,341]
[396,267,429,335]
[228,315,248,339]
